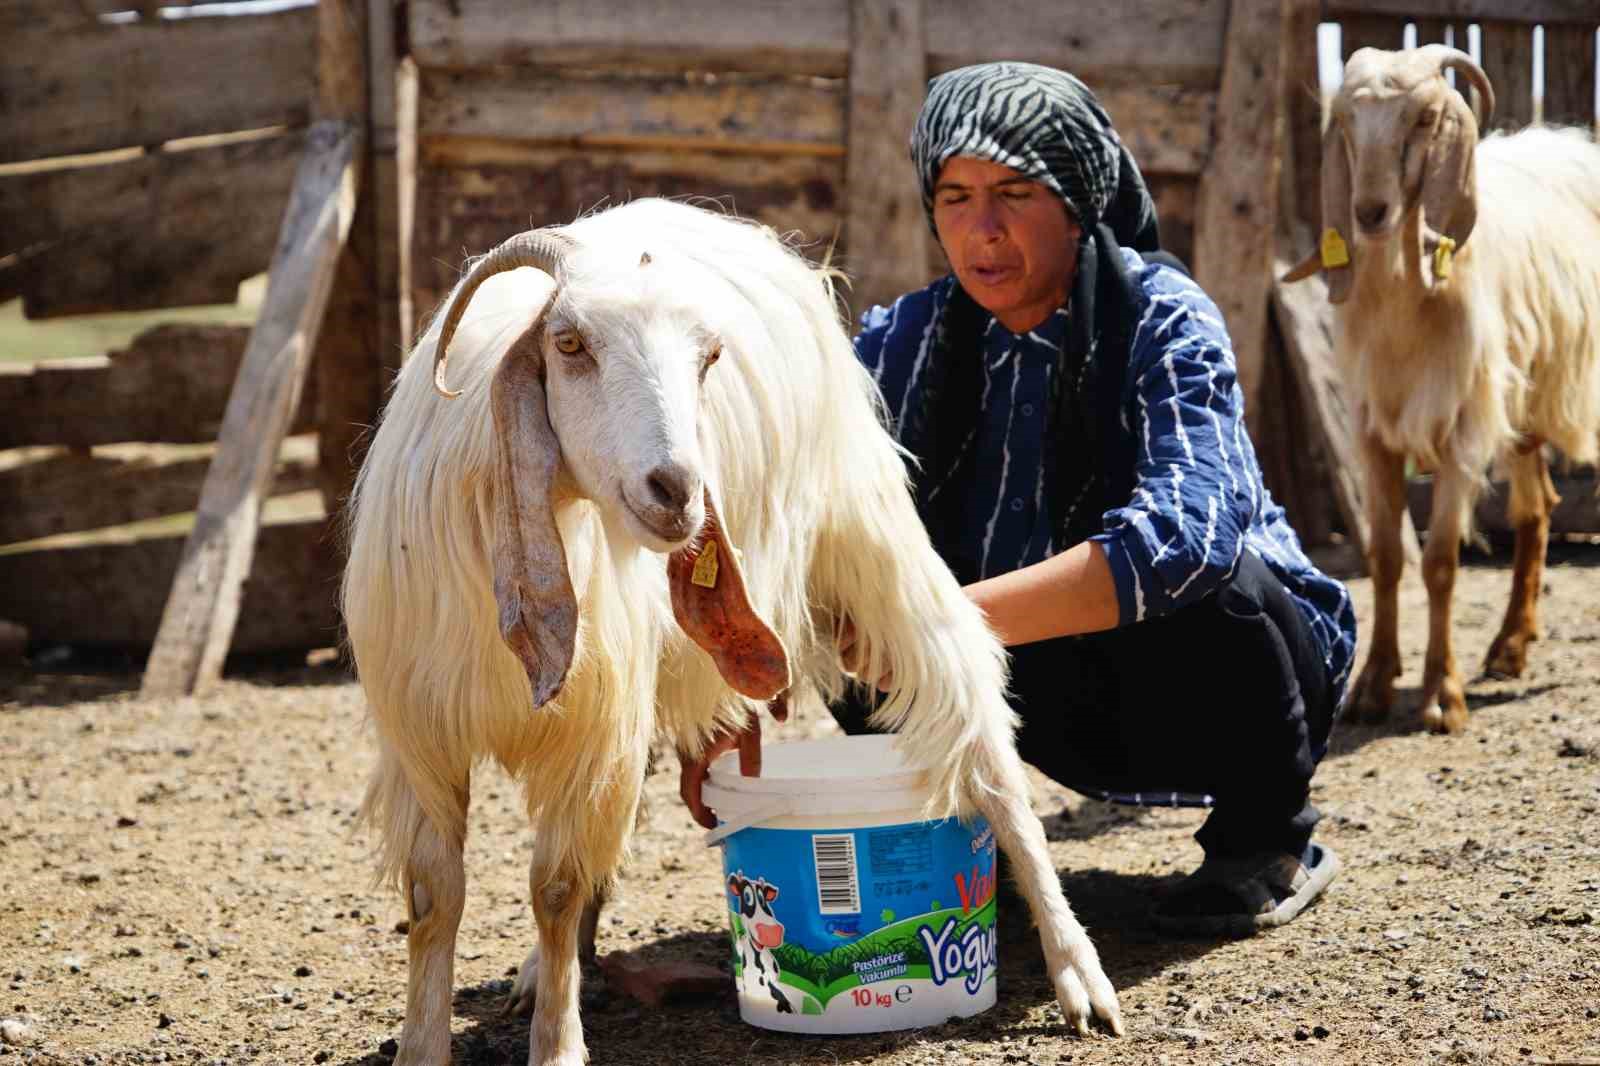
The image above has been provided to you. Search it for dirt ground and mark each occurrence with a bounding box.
[2,542,1597,1066]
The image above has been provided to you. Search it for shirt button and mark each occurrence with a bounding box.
[1020,402,1035,416]
[1009,498,1024,513]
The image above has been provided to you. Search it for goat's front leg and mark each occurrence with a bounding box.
[526,861,590,1066]
[505,885,607,1018]
[968,745,1123,1036]
[1418,465,1471,734]
[1349,435,1409,722]
[1485,447,1560,678]
[395,780,469,1066]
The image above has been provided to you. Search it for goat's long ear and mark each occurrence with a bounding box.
[667,487,790,701]
[1419,90,1479,254]
[489,325,577,708]
[1321,120,1355,304]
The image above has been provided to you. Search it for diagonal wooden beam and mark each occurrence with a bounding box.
[140,120,360,697]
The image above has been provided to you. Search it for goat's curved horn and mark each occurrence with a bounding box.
[433,229,573,399]
[1419,45,1496,132]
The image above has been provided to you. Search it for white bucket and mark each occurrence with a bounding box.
[703,734,998,1034]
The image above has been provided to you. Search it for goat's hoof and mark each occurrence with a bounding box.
[503,945,539,1018]
[1484,633,1531,679]
[1419,685,1468,735]
[1050,959,1124,1037]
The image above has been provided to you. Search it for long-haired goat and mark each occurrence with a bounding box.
[343,198,1123,1065]
[1285,45,1600,734]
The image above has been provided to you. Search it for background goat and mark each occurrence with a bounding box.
[343,198,1123,1065]
[1285,45,1600,733]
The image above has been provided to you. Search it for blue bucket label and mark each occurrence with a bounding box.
[719,816,998,1032]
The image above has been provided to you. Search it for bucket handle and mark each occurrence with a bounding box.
[701,796,796,848]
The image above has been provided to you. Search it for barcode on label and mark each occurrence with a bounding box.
[812,833,861,915]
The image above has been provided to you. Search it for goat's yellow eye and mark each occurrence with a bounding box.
[553,332,585,356]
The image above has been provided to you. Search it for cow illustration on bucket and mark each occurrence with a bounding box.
[728,872,796,1014]
[704,734,1001,1034]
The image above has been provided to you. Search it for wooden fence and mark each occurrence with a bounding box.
[0,0,1594,679]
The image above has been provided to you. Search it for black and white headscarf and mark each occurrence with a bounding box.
[910,61,1158,249]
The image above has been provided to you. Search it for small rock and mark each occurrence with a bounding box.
[313,1053,331,1064]
[378,1037,399,1057]
[115,816,138,829]
[156,1013,173,1029]
[1293,1026,1310,1041]
[1483,1004,1507,1022]
[61,957,84,974]
[293,965,313,978]
[1462,966,1488,980]
[1383,928,1411,941]
[393,920,409,935]
[596,951,726,1008]
[0,1020,32,1046]
[1313,1025,1330,1039]
[0,620,28,664]
[1557,738,1591,758]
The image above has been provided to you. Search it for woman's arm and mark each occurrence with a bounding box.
[965,539,1119,645]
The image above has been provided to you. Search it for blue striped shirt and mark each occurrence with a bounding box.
[856,251,1357,704]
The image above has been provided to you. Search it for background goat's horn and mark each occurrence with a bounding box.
[433,230,573,399]
[1421,45,1496,132]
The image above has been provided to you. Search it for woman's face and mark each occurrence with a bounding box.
[931,156,1081,333]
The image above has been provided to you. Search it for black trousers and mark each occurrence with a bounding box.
[829,552,1339,860]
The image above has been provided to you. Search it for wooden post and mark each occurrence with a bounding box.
[1478,20,1536,130]
[1271,265,1421,570]
[844,0,929,324]
[313,0,394,512]
[1281,0,1324,238]
[1542,23,1598,130]
[139,121,361,696]
[1194,0,1289,440]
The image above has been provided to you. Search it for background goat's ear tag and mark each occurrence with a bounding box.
[1433,236,1456,279]
[1320,227,1351,269]
[691,540,719,588]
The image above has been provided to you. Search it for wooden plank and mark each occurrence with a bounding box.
[409,0,1228,88]
[0,326,318,449]
[0,439,319,546]
[1149,177,1198,274]
[419,69,847,158]
[410,149,846,322]
[1409,471,1600,537]
[844,0,928,324]
[1339,14,1407,59]
[1323,0,1598,24]
[0,516,342,653]
[368,0,409,373]
[141,120,361,698]
[1478,20,1536,131]
[1541,24,1598,129]
[1282,0,1324,236]
[1194,0,1288,442]
[0,6,316,164]
[1271,265,1422,569]
[1,133,302,319]
[417,69,1215,176]
[312,0,384,512]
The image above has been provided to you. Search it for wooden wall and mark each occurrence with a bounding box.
[406,0,1225,327]
[0,2,337,654]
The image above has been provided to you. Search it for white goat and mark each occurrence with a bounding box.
[343,198,1123,1066]
[1285,45,1600,734]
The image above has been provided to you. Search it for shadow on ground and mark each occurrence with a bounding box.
[336,870,1229,1066]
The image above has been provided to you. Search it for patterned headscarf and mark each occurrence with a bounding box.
[911,61,1158,250]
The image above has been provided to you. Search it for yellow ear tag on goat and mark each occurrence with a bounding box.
[691,539,719,589]
[1433,236,1456,280]
[1320,227,1351,269]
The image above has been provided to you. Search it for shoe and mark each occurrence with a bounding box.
[1150,843,1341,937]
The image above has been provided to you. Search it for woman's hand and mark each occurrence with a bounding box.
[677,695,787,830]
[837,618,894,692]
